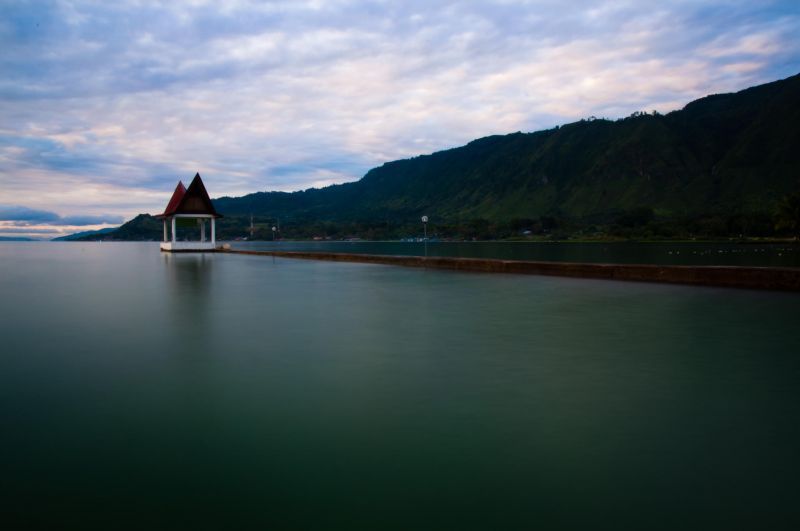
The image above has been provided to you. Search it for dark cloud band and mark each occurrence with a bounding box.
[0,205,123,226]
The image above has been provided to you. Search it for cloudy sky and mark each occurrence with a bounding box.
[1,0,798,238]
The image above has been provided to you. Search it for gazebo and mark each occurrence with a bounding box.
[156,173,222,252]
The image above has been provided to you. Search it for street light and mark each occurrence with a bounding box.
[421,215,428,258]
[272,226,277,241]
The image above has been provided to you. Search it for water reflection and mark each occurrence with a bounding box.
[2,243,800,529]
[162,252,215,353]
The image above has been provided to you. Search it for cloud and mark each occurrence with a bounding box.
[0,205,60,223]
[59,214,125,226]
[0,1,798,222]
[0,203,124,239]
[0,226,65,235]
[0,204,123,226]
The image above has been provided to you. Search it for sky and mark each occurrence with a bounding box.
[1,0,798,239]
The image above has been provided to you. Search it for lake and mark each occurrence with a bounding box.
[233,240,800,268]
[2,242,799,529]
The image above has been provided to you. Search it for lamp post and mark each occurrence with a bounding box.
[421,215,428,257]
[272,226,277,241]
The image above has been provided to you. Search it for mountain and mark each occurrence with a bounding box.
[0,236,37,241]
[92,73,800,241]
[215,73,799,222]
[52,227,118,241]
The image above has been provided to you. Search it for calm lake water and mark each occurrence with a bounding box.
[233,240,800,267]
[2,242,799,530]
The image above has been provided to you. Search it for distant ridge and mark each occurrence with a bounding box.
[52,227,117,241]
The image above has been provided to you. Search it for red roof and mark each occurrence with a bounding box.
[158,181,186,218]
[156,173,221,218]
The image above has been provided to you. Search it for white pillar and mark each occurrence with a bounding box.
[163,219,167,242]
[211,218,216,246]
[171,217,176,243]
[201,219,206,242]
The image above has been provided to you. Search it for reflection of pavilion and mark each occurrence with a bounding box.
[157,173,222,252]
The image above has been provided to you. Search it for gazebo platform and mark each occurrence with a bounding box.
[156,173,222,253]
[160,241,217,252]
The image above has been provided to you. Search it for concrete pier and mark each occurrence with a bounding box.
[220,249,800,291]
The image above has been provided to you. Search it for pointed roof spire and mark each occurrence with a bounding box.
[156,173,221,218]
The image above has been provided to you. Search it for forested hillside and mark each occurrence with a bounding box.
[86,73,800,241]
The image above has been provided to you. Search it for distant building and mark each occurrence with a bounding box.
[156,173,222,252]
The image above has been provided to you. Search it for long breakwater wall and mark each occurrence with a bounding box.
[221,249,800,291]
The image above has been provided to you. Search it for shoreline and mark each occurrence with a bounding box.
[221,249,800,292]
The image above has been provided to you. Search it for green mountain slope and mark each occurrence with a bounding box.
[94,73,800,241]
[214,73,800,224]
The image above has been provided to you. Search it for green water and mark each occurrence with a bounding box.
[1,242,799,530]
[234,240,800,267]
